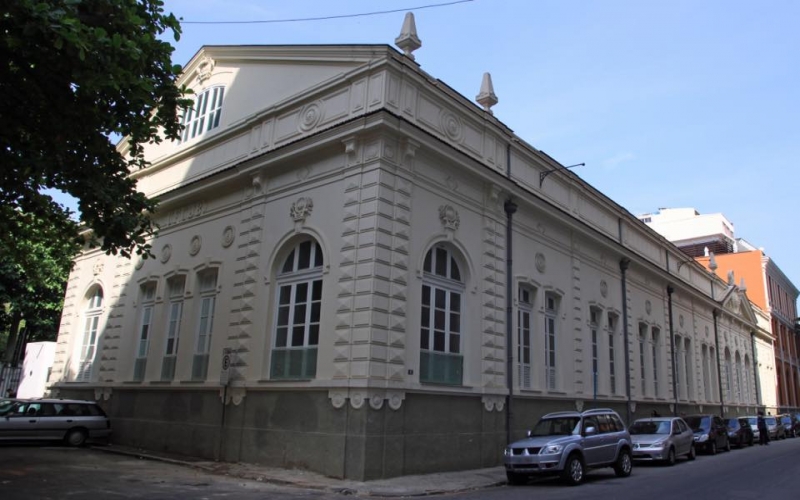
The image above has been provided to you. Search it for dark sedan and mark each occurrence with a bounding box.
[727,417,754,447]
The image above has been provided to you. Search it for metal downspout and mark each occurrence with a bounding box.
[751,331,762,407]
[667,285,678,416]
[620,258,632,424]
[713,309,725,417]
[505,199,517,445]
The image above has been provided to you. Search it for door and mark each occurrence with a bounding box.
[0,402,41,440]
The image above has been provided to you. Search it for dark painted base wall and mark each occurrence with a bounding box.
[56,387,757,480]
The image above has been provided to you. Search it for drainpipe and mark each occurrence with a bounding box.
[667,285,678,416]
[504,198,517,445]
[751,331,761,407]
[620,257,632,424]
[713,309,725,417]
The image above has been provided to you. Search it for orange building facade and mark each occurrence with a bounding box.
[697,250,799,411]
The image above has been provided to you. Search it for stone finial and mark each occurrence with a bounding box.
[727,270,735,285]
[740,277,747,292]
[476,72,498,113]
[708,252,718,273]
[395,12,421,60]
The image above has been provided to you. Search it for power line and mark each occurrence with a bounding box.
[181,0,474,25]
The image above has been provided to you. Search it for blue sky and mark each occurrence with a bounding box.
[79,1,800,289]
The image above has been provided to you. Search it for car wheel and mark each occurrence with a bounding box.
[65,429,88,447]
[709,441,717,455]
[613,449,633,477]
[561,454,585,486]
[665,447,676,466]
[506,471,527,486]
[687,444,696,461]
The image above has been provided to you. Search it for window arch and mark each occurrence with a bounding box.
[180,86,225,142]
[76,286,104,381]
[420,244,465,385]
[270,239,324,380]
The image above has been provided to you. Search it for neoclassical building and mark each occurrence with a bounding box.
[51,16,763,480]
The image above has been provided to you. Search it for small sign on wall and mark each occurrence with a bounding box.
[220,348,232,386]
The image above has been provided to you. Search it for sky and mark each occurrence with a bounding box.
[76,1,800,288]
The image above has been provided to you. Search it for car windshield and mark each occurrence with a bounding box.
[727,419,740,429]
[684,416,710,432]
[530,417,581,437]
[0,400,17,416]
[780,416,791,424]
[746,417,758,426]
[630,420,671,435]
[766,417,777,425]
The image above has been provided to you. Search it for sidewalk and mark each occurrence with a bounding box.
[91,444,507,497]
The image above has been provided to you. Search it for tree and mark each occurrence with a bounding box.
[0,207,81,363]
[0,0,190,259]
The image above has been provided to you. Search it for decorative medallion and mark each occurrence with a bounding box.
[369,394,384,411]
[298,102,323,132]
[93,261,104,276]
[388,392,404,411]
[600,280,608,298]
[440,111,463,142]
[222,226,236,248]
[438,205,460,230]
[330,391,346,409]
[535,252,546,273]
[575,400,584,412]
[445,175,459,191]
[679,315,685,328]
[189,235,202,256]
[135,258,144,270]
[160,244,172,264]
[350,391,365,410]
[645,300,652,315]
[290,197,314,222]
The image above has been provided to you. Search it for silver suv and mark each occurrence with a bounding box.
[0,399,111,446]
[504,408,633,485]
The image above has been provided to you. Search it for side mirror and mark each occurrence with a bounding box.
[526,430,532,438]
[585,426,597,436]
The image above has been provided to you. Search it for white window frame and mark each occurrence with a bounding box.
[133,282,157,381]
[180,86,225,142]
[639,323,648,396]
[608,313,618,395]
[191,269,218,381]
[270,239,324,380]
[544,293,559,391]
[651,327,660,397]
[517,286,534,389]
[76,287,103,382]
[161,275,185,381]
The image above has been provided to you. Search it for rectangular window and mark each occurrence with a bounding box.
[590,307,600,396]
[639,323,648,396]
[518,287,533,389]
[608,313,617,395]
[161,276,185,381]
[545,293,558,391]
[134,282,156,382]
[702,344,712,401]
[651,327,660,397]
[270,278,322,379]
[192,270,218,381]
[420,283,463,385]
[77,316,99,381]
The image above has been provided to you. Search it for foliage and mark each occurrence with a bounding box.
[0,0,190,258]
[0,207,80,358]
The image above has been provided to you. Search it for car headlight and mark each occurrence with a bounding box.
[650,440,666,449]
[542,444,563,455]
[697,434,709,442]
[504,447,512,457]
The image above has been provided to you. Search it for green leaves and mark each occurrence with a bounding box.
[1,0,187,258]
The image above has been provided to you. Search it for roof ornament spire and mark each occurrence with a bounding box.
[739,277,747,292]
[476,72,498,114]
[708,252,718,273]
[395,12,421,60]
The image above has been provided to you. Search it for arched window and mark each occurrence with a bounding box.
[271,239,324,380]
[420,245,464,385]
[180,86,225,142]
[725,348,733,402]
[735,352,743,403]
[77,287,103,381]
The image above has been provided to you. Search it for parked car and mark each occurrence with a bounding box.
[778,414,795,438]
[743,416,760,440]
[765,415,785,440]
[684,414,730,454]
[0,399,111,446]
[504,408,633,485]
[629,417,695,465]
[727,417,754,447]
[0,398,25,416]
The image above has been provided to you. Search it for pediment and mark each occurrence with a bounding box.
[720,287,758,326]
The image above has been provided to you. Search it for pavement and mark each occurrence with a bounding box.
[91,443,508,497]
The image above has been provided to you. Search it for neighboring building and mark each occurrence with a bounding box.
[640,207,799,414]
[695,246,799,413]
[637,208,735,258]
[50,16,761,480]
[16,342,57,399]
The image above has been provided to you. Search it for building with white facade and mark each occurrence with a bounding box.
[50,16,762,480]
